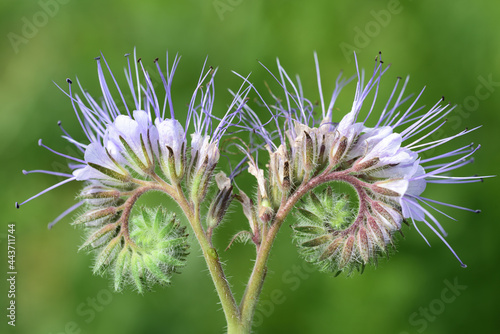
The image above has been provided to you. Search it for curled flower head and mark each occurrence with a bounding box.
[17,50,250,290]
[242,52,491,272]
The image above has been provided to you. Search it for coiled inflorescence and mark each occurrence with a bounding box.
[17,51,251,292]
[76,184,189,292]
[240,52,488,271]
[17,50,489,299]
[293,186,403,275]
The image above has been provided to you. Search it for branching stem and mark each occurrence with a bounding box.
[130,168,365,333]
[238,168,360,331]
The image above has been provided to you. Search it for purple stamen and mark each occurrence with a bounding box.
[16,176,76,207]
[23,169,74,178]
[48,200,84,229]
[38,139,86,164]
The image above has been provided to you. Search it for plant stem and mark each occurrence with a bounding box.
[167,184,242,332]
[192,202,242,332]
[157,168,356,332]
[239,169,352,330]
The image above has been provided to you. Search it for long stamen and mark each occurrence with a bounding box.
[16,176,76,208]
[23,169,74,178]
[48,201,85,229]
[38,139,86,164]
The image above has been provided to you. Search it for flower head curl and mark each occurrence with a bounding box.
[240,52,491,271]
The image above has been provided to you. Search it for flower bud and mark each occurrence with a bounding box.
[74,206,120,227]
[329,136,348,167]
[79,185,122,207]
[302,131,315,173]
[207,173,233,231]
[88,206,189,293]
[189,156,215,204]
[156,118,187,184]
[292,186,403,275]
[258,198,274,224]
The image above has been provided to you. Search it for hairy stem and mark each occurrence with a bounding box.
[239,169,354,330]
[133,179,242,331]
[190,201,242,332]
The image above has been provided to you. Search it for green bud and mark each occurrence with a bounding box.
[357,227,370,263]
[303,131,315,173]
[114,248,130,291]
[207,172,233,231]
[259,198,274,223]
[301,234,333,247]
[79,185,121,206]
[329,136,347,167]
[161,144,185,184]
[292,186,400,275]
[74,207,120,227]
[318,237,344,261]
[293,225,326,235]
[189,156,214,204]
[80,205,189,293]
[93,235,121,274]
[79,223,118,251]
[338,235,355,269]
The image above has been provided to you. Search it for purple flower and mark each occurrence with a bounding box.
[17,50,249,227]
[242,53,491,269]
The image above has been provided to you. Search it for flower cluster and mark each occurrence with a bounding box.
[17,50,489,290]
[17,51,250,291]
[239,53,488,272]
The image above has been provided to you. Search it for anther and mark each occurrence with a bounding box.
[441,96,445,101]
[154,57,159,63]
[137,57,142,63]
[66,78,72,84]
[22,170,28,175]
[38,139,43,146]
[57,120,62,126]
[94,56,100,61]
[124,53,130,57]
[474,209,481,213]
[15,202,20,209]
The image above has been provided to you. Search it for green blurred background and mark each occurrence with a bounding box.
[1,0,499,333]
